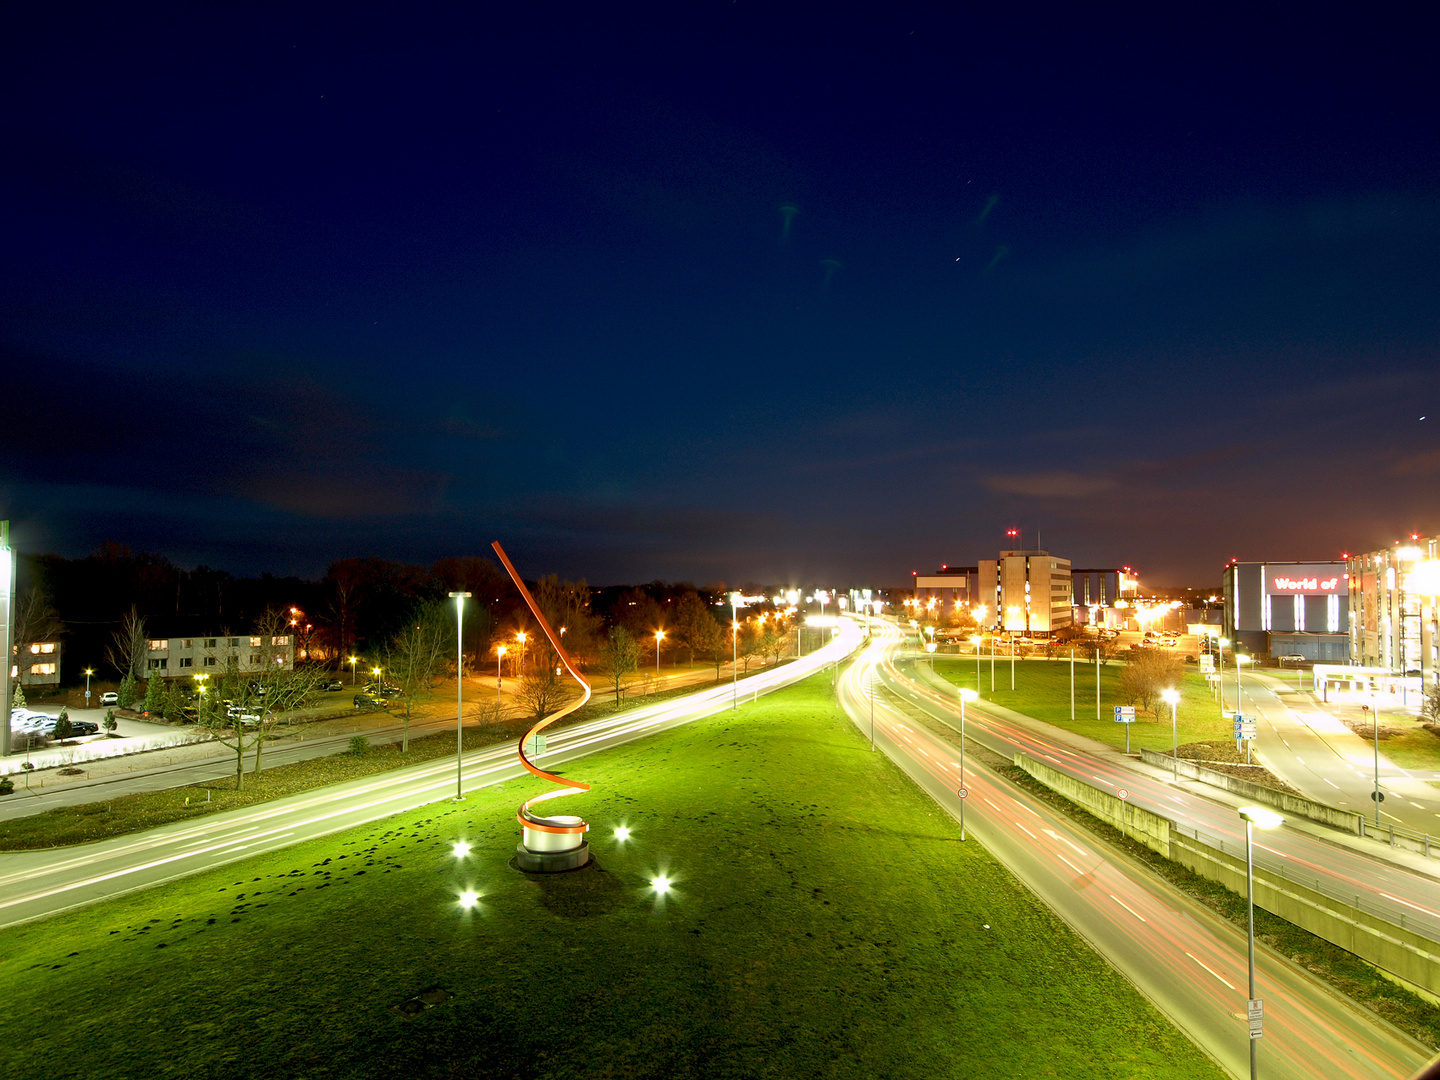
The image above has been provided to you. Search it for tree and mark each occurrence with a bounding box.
[53,710,73,743]
[12,683,25,709]
[106,606,149,681]
[1119,649,1186,721]
[1421,685,1440,727]
[594,626,641,706]
[197,671,263,790]
[735,621,762,674]
[385,600,450,753]
[760,623,788,668]
[515,666,569,723]
[103,709,118,735]
[694,615,726,679]
[118,671,137,708]
[672,591,714,664]
[536,575,600,667]
[144,675,163,716]
[13,587,63,651]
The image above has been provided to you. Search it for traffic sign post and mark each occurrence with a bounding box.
[1114,705,1135,752]
[1248,998,1264,1040]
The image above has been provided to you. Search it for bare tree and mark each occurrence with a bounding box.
[593,625,641,706]
[672,591,712,664]
[515,665,570,723]
[13,587,63,649]
[106,606,148,680]
[694,615,726,679]
[385,599,450,752]
[1119,648,1186,720]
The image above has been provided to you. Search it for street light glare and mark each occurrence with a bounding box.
[1238,806,1284,829]
[958,688,978,702]
[1160,689,1180,704]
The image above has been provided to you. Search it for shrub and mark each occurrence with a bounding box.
[348,735,370,757]
[0,777,13,796]
[53,713,74,743]
[118,672,137,708]
[103,709,118,734]
[12,683,25,709]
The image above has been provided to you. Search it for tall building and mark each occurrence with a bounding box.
[1222,560,1349,662]
[977,549,1072,635]
[1348,537,1440,687]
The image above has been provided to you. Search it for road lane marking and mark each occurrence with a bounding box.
[1015,821,1036,838]
[1322,779,1340,788]
[1380,893,1440,920]
[1013,799,1040,816]
[1109,893,1147,922]
[983,798,1001,811]
[1186,951,1236,990]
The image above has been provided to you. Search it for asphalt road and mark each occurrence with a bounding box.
[0,621,865,930]
[1228,671,1440,836]
[840,623,1430,1080]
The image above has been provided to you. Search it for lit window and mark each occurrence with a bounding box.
[29,644,39,654]
[250,637,262,647]
[149,640,167,651]
[30,663,56,676]
[41,643,55,653]
[274,636,290,646]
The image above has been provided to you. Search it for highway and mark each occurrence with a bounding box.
[1227,671,1440,836]
[887,651,1440,944]
[840,622,1430,1080]
[0,620,864,929]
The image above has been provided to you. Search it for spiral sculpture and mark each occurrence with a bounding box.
[492,542,593,868]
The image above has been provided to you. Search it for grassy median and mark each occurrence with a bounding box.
[934,657,1234,755]
[0,674,1221,1080]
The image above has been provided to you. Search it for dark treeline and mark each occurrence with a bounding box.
[16,543,744,687]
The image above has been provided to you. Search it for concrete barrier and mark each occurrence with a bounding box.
[1014,752,1440,997]
[1138,748,1363,834]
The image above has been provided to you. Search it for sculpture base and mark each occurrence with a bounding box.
[514,840,591,873]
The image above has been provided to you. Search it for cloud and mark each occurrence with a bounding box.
[982,471,1118,498]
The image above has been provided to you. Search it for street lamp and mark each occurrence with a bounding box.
[516,632,527,678]
[655,629,665,678]
[1238,805,1284,1080]
[729,592,748,710]
[448,592,471,801]
[371,667,382,692]
[958,688,978,841]
[84,667,94,709]
[1162,688,1180,779]
[349,656,358,686]
[970,635,982,692]
[496,645,507,688]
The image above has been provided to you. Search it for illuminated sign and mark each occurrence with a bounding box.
[1263,563,1346,595]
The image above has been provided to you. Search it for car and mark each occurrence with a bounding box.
[99,691,119,707]
[66,720,99,736]
[322,680,344,692]
[363,682,400,697]
[354,692,389,708]
[1277,654,1307,664]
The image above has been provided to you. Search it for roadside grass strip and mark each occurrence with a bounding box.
[0,675,1222,1080]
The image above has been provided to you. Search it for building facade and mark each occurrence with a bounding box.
[1348,538,1440,687]
[977,549,1073,635]
[146,634,293,678]
[11,639,62,687]
[1222,560,1350,662]
[913,567,978,612]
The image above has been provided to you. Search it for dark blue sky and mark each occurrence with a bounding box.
[3,5,1437,587]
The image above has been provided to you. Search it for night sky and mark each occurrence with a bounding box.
[3,6,1437,588]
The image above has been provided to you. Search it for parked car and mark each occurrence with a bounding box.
[363,682,400,697]
[322,680,344,692]
[99,691,119,707]
[66,720,99,736]
[1277,654,1307,664]
[354,692,388,708]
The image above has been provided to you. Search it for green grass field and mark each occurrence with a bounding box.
[934,657,1234,755]
[0,675,1221,1080]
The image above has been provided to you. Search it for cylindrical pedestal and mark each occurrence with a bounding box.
[515,814,590,872]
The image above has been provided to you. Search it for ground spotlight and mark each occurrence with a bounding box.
[458,890,480,908]
[615,826,631,842]
[452,840,471,858]
[651,875,671,894]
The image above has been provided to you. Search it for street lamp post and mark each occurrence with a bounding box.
[729,592,747,710]
[1238,805,1284,1080]
[655,629,665,679]
[84,667,94,709]
[1372,704,1382,827]
[1162,688,1180,779]
[959,687,977,841]
[349,655,358,686]
[516,632,527,679]
[448,592,470,800]
[496,645,507,688]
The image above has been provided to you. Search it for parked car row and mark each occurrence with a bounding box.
[9,709,99,737]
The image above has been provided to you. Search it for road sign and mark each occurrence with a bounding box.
[1370,790,1386,802]
[1117,788,1129,801]
[1247,998,1264,1040]
[1199,654,1214,673]
[1233,714,1256,741]
[1114,705,1136,724]
[525,733,547,757]
[957,787,969,800]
